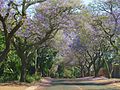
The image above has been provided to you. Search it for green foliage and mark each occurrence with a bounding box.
[26,74,41,83]
[37,47,58,77]
[56,66,81,78]
[0,50,21,82]
[73,67,81,78]
[0,31,5,51]
[57,63,65,78]
[63,67,81,78]
[64,68,73,78]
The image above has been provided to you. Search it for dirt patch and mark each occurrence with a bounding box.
[0,86,28,90]
[0,81,30,90]
[92,78,120,85]
[0,81,30,86]
[25,86,39,90]
[0,78,52,90]
[34,77,53,90]
[110,83,120,88]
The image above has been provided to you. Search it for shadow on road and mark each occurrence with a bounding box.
[51,78,120,86]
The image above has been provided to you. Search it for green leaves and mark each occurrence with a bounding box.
[0,31,5,51]
[37,47,58,77]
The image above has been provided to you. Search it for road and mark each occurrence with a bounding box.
[35,78,120,90]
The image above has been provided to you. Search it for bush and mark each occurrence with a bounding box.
[26,74,41,83]
[64,69,73,78]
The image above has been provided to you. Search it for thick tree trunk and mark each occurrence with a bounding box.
[12,40,28,82]
[0,40,10,62]
[20,57,27,82]
[0,49,9,62]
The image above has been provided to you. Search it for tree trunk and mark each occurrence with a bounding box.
[87,67,90,76]
[20,57,27,82]
[93,60,97,77]
[80,65,84,77]
[0,40,10,62]
[0,49,9,62]
[12,39,29,82]
[104,59,112,78]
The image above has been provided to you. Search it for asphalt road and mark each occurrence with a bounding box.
[42,78,120,90]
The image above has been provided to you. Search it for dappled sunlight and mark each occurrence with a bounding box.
[0,0,120,90]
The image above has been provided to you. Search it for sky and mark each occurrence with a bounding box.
[25,0,94,17]
[83,0,93,5]
[17,0,93,4]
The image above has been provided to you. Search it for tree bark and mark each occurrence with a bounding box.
[20,56,27,82]
[0,40,11,62]
[93,60,97,77]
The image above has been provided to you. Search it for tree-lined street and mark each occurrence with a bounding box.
[0,0,120,90]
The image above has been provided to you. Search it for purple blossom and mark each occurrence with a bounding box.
[0,0,5,11]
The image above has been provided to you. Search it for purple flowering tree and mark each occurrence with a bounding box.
[12,0,76,82]
[90,0,120,53]
[59,8,111,77]
[0,0,46,62]
[88,0,120,77]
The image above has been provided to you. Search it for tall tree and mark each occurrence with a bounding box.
[12,0,77,82]
[0,0,46,62]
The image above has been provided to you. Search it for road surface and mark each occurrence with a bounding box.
[35,77,120,90]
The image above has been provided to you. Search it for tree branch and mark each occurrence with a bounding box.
[25,0,46,10]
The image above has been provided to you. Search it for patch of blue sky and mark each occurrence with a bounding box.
[83,0,94,5]
[16,0,38,18]
[16,0,94,18]
[26,4,38,18]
